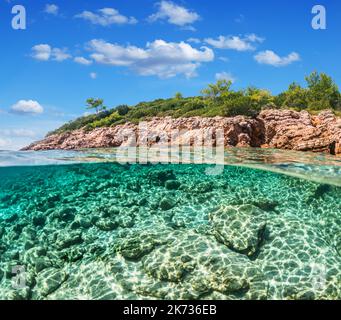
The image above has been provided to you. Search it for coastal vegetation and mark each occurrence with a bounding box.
[48,72,341,136]
[86,98,107,114]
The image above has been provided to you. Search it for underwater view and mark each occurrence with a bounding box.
[0,148,340,300]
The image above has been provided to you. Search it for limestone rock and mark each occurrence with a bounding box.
[56,231,83,249]
[35,268,68,297]
[22,110,341,155]
[259,109,340,154]
[209,205,267,257]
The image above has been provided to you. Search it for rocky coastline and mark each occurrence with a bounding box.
[23,109,341,155]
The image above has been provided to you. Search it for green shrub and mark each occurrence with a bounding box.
[48,72,340,135]
[223,96,258,117]
[306,72,341,111]
[116,105,130,116]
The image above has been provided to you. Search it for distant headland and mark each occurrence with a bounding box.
[23,72,341,155]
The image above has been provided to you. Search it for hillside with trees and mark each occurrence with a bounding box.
[48,72,341,136]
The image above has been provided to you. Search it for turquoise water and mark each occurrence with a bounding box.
[0,148,340,300]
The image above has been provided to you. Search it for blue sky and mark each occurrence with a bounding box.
[0,0,340,150]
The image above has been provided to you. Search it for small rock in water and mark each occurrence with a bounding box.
[165,180,181,190]
[196,182,214,194]
[149,169,176,186]
[36,268,68,297]
[95,218,117,231]
[56,231,83,249]
[32,214,46,227]
[252,199,279,212]
[57,207,76,222]
[116,214,134,228]
[24,240,35,251]
[160,197,176,211]
[23,246,47,265]
[210,205,267,257]
[35,257,52,273]
[5,213,18,223]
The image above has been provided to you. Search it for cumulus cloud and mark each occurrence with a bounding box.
[205,34,264,51]
[87,39,214,79]
[254,50,300,67]
[215,72,235,83]
[31,44,71,61]
[10,100,44,115]
[148,1,200,27]
[245,34,264,43]
[52,48,72,61]
[44,4,59,15]
[74,56,93,65]
[75,8,137,26]
[31,44,51,61]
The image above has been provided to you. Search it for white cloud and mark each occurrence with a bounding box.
[0,129,38,150]
[0,128,36,138]
[149,1,200,27]
[254,50,300,67]
[90,72,97,79]
[10,100,44,115]
[76,8,137,26]
[31,44,71,61]
[205,34,264,51]
[52,48,71,61]
[87,39,214,79]
[187,38,201,44]
[31,44,51,61]
[215,72,235,83]
[219,57,229,62]
[74,56,93,65]
[0,137,11,148]
[45,4,59,15]
[245,33,264,43]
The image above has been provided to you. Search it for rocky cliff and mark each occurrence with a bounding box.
[23,109,341,155]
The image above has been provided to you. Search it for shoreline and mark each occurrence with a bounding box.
[22,109,341,155]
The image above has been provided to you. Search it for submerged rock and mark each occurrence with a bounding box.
[160,197,176,211]
[35,268,68,297]
[165,180,181,190]
[56,231,83,249]
[210,205,267,257]
[116,230,171,260]
[32,214,46,227]
[95,218,118,231]
[0,160,340,300]
[23,246,47,265]
[148,169,176,186]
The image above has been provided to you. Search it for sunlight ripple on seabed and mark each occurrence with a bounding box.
[0,148,340,300]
